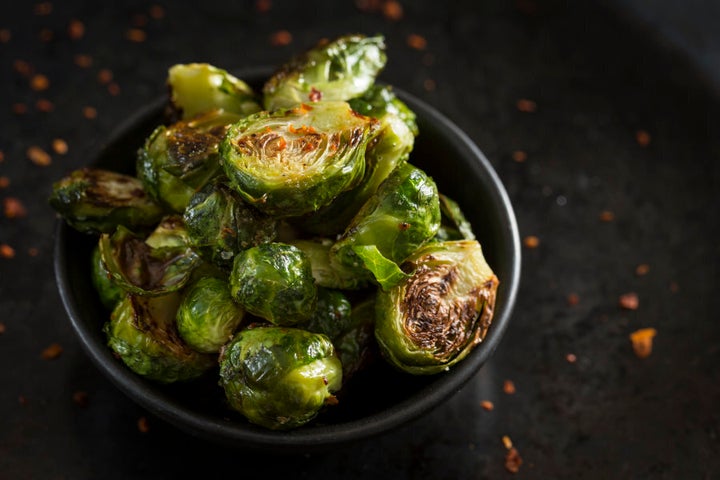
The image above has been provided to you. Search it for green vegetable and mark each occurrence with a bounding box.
[289,238,371,290]
[219,325,342,430]
[350,244,409,291]
[221,101,379,217]
[176,276,244,353]
[168,63,261,119]
[335,296,377,379]
[229,243,317,325]
[435,193,476,241]
[302,287,353,341]
[348,84,418,137]
[49,168,164,234]
[375,240,499,374]
[105,293,215,383]
[90,244,123,310]
[183,179,278,269]
[263,34,386,111]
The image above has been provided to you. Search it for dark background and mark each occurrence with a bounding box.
[1,1,718,478]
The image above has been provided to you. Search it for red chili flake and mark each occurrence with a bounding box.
[480,400,494,411]
[137,416,150,433]
[512,150,527,163]
[398,222,411,231]
[308,87,322,102]
[97,68,113,85]
[505,447,523,474]
[72,391,89,407]
[523,235,539,249]
[35,98,54,112]
[52,138,68,155]
[27,247,39,257]
[74,54,93,68]
[0,322,6,334]
[565,353,577,363]
[41,343,63,360]
[619,292,639,310]
[270,30,292,46]
[382,0,404,21]
[18,395,28,406]
[0,177,9,188]
[4,197,27,218]
[13,59,33,76]
[1,244,16,258]
[636,129,651,147]
[516,98,537,112]
[82,106,97,119]
[39,28,54,42]
[255,0,272,13]
[67,19,85,40]
[107,82,121,96]
[126,28,147,42]
[30,74,50,91]
[630,328,657,358]
[423,78,436,92]
[635,263,650,276]
[34,2,53,15]
[407,34,427,50]
[0,150,4,162]
[149,5,166,20]
[503,380,516,395]
[566,292,580,306]
[12,103,28,115]
[0,29,11,43]
[501,435,513,449]
[599,210,615,222]
[27,146,51,166]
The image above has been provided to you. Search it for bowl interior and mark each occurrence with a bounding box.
[54,69,520,450]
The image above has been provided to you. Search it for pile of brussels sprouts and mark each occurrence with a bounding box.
[50,35,499,430]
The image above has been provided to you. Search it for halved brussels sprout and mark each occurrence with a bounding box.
[375,240,499,375]
[183,179,278,269]
[91,244,123,310]
[434,193,476,241]
[105,293,215,383]
[98,216,200,296]
[263,34,387,111]
[229,243,317,325]
[137,109,241,212]
[49,168,164,234]
[221,101,379,217]
[168,63,261,120]
[348,84,418,137]
[331,162,440,271]
[176,276,244,353]
[289,238,371,290]
[219,325,342,430]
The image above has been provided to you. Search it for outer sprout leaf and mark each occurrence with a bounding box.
[351,244,409,290]
[348,84,418,136]
[91,244,123,310]
[289,239,372,290]
[435,193,476,241]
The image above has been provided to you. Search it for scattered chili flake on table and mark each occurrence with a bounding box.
[565,353,577,363]
[503,380,516,395]
[0,29,10,43]
[619,292,639,310]
[630,328,657,358]
[255,0,272,13]
[1,244,16,258]
[35,98,54,112]
[382,0,404,21]
[97,68,113,84]
[0,150,4,162]
[270,30,292,46]
[39,28,54,42]
[27,247,39,257]
[82,106,97,119]
[636,129,651,147]
[67,19,85,40]
[72,391,89,407]
[516,98,537,112]
[52,138,68,155]
[0,322,6,334]
[34,2,53,15]
[502,435,513,449]
[126,28,147,42]
[41,343,63,360]
[13,59,33,76]
[27,146,52,166]
[149,4,166,20]
[512,150,527,163]
[407,34,427,50]
[30,74,50,91]
[137,416,150,433]
[523,235,540,249]
[422,78,436,92]
[505,447,523,474]
[599,210,615,222]
[566,292,580,306]
[355,0,381,12]
[480,400,494,411]
[12,103,28,115]
[107,82,121,96]
[4,197,27,218]
[635,263,650,276]
[0,177,9,188]
[74,54,93,68]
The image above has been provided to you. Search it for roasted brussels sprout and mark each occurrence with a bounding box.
[91,244,123,310]
[168,63,261,120]
[137,109,241,212]
[219,325,342,430]
[348,84,418,137]
[335,296,377,379]
[183,180,278,269]
[98,216,200,296]
[302,287,353,341]
[375,240,499,375]
[435,193,476,241]
[229,243,317,325]
[221,101,379,217]
[49,168,164,234]
[289,238,371,290]
[263,34,386,111]
[331,163,440,272]
[176,276,244,353]
[105,293,215,383]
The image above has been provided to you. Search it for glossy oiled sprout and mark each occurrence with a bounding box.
[229,243,317,325]
[289,238,371,290]
[374,240,499,374]
[183,180,278,269]
[334,296,377,379]
[434,193,476,241]
[91,244,123,310]
[137,109,242,213]
[301,287,353,341]
[219,325,342,430]
[168,63,261,120]
[221,101,379,217]
[105,293,215,383]
[263,34,387,111]
[348,84,418,137]
[49,168,164,234]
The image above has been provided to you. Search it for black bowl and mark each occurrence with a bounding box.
[54,68,521,451]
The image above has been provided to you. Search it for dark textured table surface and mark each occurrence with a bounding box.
[1,1,719,478]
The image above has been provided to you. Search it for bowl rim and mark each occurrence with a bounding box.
[53,67,521,450]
